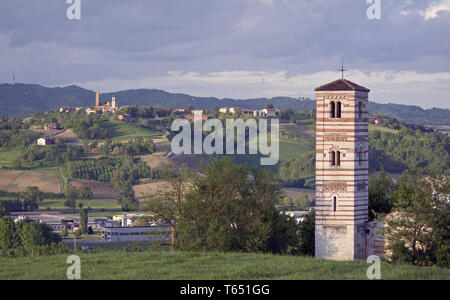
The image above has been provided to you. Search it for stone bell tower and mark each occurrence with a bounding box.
[314,77,370,260]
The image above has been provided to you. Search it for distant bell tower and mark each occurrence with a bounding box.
[96,91,100,106]
[111,96,116,108]
[314,75,370,260]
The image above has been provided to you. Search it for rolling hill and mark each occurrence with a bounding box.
[1,83,449,125]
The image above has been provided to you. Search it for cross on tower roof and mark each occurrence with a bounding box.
[338,61,347,79]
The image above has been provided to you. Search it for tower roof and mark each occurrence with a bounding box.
[315,79,370,92]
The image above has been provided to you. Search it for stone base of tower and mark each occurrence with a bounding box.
[315,225,367,261]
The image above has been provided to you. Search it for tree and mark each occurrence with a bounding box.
[175,158,298,254]
[368,168,395,220]
[142,166,191,251]
[134,216,150,227]
[16,219,60,255]
[80,208,88,235]
[293,195,310,210]
[0,216,19,251]
[21,186,44,212]
[112,159,138,211]
[64,185,77,209]
[297,210,315,256]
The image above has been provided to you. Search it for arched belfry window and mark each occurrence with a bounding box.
[336,102,342,118]
[330,151,336,166]
[330,101,336,118]
[329,151,341,167]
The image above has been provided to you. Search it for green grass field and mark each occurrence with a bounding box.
[39,198,122,217]
[0,251,448,280]
[278,139,313,163]
[0,148,23,168]
[103,120,161,141]
[369,123,400,134]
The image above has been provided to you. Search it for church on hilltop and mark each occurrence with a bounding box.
[94,91,119,114]
[314,76,383,260]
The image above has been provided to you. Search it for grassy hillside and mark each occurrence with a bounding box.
[368,102,450,126]
[0,251,448,280]
[102,120,161,141]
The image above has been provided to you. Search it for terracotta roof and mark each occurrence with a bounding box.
[315,79,370,92]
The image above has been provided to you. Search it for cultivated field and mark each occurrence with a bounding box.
[0,169,62,193]
[0,251,448,280]
[70,180,117,199]
[53,129,82,146]
[133,181,170,200]
[139,151,172,168]
[282,187,316,201]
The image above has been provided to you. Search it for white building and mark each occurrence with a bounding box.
[253,108,280,117]
[101,226,171,242]
[37,137,54,146]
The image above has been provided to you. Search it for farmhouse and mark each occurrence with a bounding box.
[191,109,204,115]
[118,114,132,122]
[44,123,57,131]
[172,108,186,113]
[185,114,209,121]
[261,108,280,117]
[37,137,55,146]
[59,107,79,113]
[368,116,384,125]
[229,107,240,114]
[242,109,255,115]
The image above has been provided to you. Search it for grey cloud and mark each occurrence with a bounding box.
[0,0,448,107]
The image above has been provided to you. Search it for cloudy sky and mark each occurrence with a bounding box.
[0,0,449,108]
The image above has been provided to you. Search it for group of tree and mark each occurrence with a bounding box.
[0,115,28,131]
[279,194,312,211]
[369,169,449,267]
[0,216,68,257]
[15,144,83,168]
[369,125,450,174]
[0,130,37,150]
[279,151,315,187]
[143,158,314,256]
[99,137,155,157]
[32,110,110,140]
[66,157,161,184]
[63,185,93,209]
[115,105,171,119]
[0,187,44,215]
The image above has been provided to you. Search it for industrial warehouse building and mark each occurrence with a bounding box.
[101,226,171,242]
